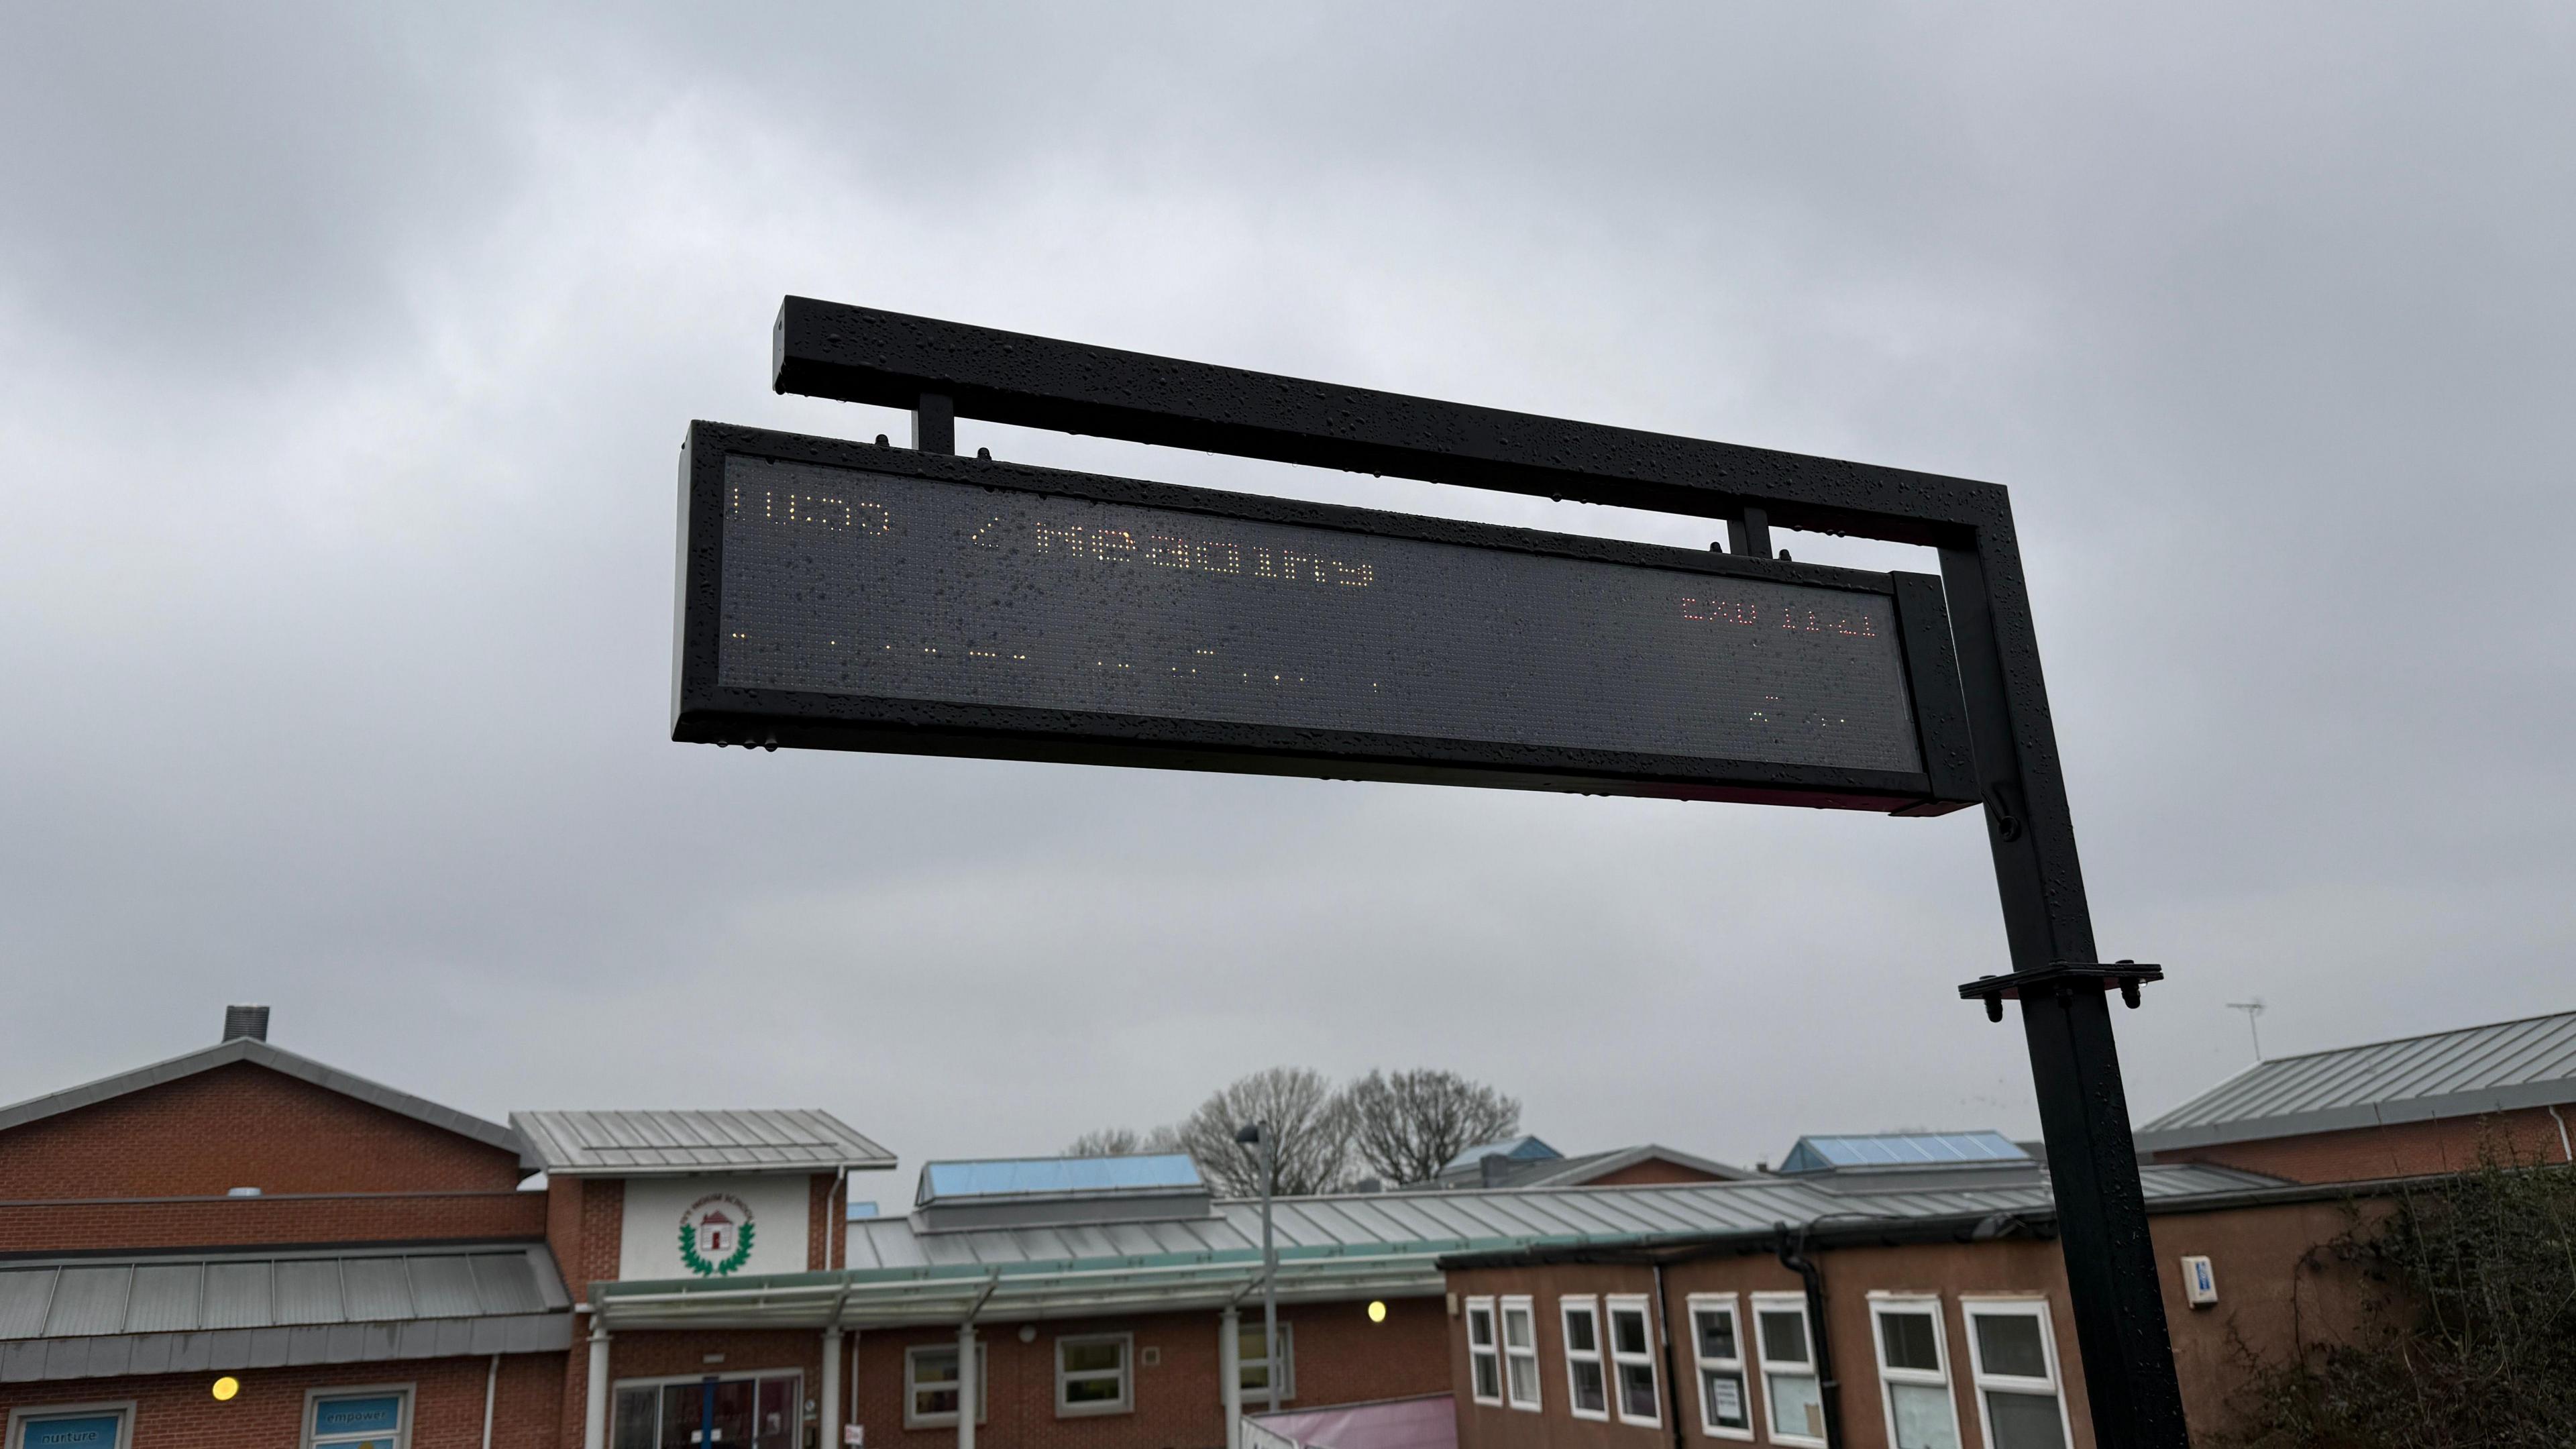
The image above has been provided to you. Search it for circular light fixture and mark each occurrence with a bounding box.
[1367,1301,1387,1324]
[211,1376,241,1401]
[1018,1324,1036,1344]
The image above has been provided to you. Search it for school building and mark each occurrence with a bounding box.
[6,1004,2575,1449]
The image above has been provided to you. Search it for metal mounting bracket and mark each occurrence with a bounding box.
[1960,961,2163,1021]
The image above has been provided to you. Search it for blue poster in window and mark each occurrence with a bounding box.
[313,1396,403,1436]
[19,1416,121,1449]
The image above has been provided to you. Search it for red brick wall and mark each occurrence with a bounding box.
[0,1063,523,1198]
[2151,1107,2574,1183]
[546,1179,625,1449]
[0,1190,545,1254]
[849,1299,1448,1449]
[1580,1160,1731,1188]
[0,1352,565,1449]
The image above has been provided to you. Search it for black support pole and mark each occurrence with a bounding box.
[1940,529,2187,1449]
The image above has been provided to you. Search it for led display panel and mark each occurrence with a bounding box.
[674,423,1976,812]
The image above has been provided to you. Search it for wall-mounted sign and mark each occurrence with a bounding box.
[674,424,1976,814]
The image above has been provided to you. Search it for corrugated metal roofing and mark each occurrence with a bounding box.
[1778,1132,2028,1173]
[0,1038,519,1155]
[0,1244,566,1342]
[2135,1010,2576,1152]
[919,1155,1203,1204]
[511,1109,894,1175]
[596,1163,2280,1332]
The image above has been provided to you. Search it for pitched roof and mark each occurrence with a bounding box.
[1419,1144,1749,1189]
[0,1241,572,1383]
[0,1038,519,1156]
[511,1109,894,1176]
[2137,1009,2576,1152]
[595,1162,2282,1331]
[1436,1136,1561,1175]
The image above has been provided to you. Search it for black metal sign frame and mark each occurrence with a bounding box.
[674,421,1979,814]
[698,296,2191,1447]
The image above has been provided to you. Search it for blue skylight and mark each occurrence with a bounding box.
[917,1154,1203,1205]
[1776,1132,2028,1174]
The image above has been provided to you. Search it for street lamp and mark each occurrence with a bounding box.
[1234,1121,1280,1414]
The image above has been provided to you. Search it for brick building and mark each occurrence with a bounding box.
[2135,1008,2576,1183]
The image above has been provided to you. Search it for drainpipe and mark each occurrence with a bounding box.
[2550,1105,2572,1164]
[1221,1304,1244,1449]
[1773,1224,1843,1449]
[584,1318,612,1449]
[482,1352,500,1449]
[958,1273,1000,1449]
[1650,1263,1688,1449]
[822,1328,844,1449]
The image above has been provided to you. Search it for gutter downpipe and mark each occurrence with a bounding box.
[584,1309,612,1449]
[1650,1263,1688,1449]
[1773,1224,1843,1449]
[482,1352,500,1449]
[2550,1105,2573,1164]
[821,1281,854,1449]
[959,1273,1001,1449]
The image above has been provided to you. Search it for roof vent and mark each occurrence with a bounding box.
[223,1005,271,1043]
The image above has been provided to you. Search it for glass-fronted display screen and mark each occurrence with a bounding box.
[714,455,1922,774]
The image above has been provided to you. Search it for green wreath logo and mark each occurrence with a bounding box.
[678,1194,756,1277]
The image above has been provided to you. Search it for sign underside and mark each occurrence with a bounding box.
[675,423,1974,814]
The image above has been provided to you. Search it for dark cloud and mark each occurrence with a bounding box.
[1,4,2569,1175]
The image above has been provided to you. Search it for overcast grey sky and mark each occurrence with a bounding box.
[3,4,2571,1181]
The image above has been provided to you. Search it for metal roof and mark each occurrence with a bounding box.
[0,1038,519,1157]
[592,1163,2277,1332]
[1778,1132,2028,1173]
[0,1242,572,1383]
[511,1110,894,1176]
[2136,1010,2576,1152]
[918,1155,1202,1205]
[1419,1144,1750,1190]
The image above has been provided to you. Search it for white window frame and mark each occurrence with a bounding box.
[1752,1291,1827,1449]
[8,1401,136,1449]
[1961,1298,2075,1449]
[1231,1319,1296,1403]
[1558,1295,1609,1421]
[904,1343,989,1429]
[1604,1293,1661,1428]
[1055,1332,1134,1417]
[302,1384,414,1449]
[1465,1297,1503,1407]
[1684,1293,1754,1442]
[606,1371,806,1448]
[1868,1295,1964,1449]
[1499,1295,1543,1411]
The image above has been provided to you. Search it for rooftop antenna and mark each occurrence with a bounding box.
[2226,1000,2266,1061]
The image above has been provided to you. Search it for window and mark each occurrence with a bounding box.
[608,1373,802,1449]
[1870,1297,1963,1449]
[1560,1297,1609,1421]
[1057,1333,1134,1416]
[1466,1297,1503,1406]
[906,1344,989,1428]
[1686,1294,1752,1440]
[1962,1301,2072,1449]
[8,1403,133,1449]
[305,1387,411,1449]
[1500,1296,1543,1410]
[1235,1321,1295,1402]
[1752,1293,1826,1447]
[1605,1295,1660,1426]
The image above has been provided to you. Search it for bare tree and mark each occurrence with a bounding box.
[1062,1124,1181,1157]
[1345,1069,1521,1186]
[1170,1066,1354,1197]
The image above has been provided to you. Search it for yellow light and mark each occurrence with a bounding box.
[1367,1301,1387,1324]
[211,1376,240,1401]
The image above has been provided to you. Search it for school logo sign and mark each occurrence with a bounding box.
[679,1192,756,1276]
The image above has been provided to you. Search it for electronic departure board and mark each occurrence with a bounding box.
[673,423,1978,812]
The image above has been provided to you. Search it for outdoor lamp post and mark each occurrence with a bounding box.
[1234,1121,1280,1414]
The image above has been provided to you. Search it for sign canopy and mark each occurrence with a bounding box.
[674,423,1977,813]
